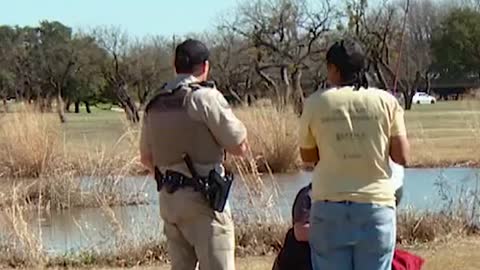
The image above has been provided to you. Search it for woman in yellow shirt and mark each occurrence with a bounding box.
[299,39,410,270]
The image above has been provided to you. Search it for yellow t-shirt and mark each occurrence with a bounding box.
[299,86,407,207]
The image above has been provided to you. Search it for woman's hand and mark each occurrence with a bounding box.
[293,222,310,242]
[301,162,316,172]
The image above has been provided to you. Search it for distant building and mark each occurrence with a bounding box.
[430,77,480,100]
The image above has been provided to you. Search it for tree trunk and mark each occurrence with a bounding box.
[116,83,140,123]
[292,68,304,115]
[46,94,54,112]
[1,98,8,113]
[227,87,245,106]
[403,91,413,110]
[425,71,432,95]
[243,95,250,106]
[85,101,91,114]
[280,66,292,107]
[56,91,66,123]
[37,98,46,113]
[65,101,72,113]
[256,65,281,106]
[373,62,389,90]
[74,101,80,113]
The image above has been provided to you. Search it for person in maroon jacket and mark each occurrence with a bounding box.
[272,183,424,270]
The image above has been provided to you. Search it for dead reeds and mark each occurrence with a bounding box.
[229,105,301,173]
[0,106,148,210]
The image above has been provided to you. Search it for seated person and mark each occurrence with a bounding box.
[272,161,424,270]
[272,183,313,270]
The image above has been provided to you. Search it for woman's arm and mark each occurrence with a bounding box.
[299,97,320,166]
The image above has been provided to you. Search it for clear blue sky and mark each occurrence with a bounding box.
[1,0,240,38]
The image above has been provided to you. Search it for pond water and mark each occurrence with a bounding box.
[0,168,478,255]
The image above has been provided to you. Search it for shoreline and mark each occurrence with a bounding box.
[0,221,477,269]
[2,158,479,181]
[143,160,480,177]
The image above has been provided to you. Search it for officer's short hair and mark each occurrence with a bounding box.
[175,39,210,74]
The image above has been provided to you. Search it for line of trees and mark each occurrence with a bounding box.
[1,0,479,122]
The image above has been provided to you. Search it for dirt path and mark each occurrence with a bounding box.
[412,237,480,270]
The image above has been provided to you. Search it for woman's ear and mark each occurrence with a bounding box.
[327,63,341,86]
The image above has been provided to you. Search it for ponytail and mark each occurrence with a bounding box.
[354,70,368,90]
[339,70,368,90]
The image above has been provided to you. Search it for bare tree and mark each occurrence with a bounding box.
[128,36,172,109]
[226,0,335,113]
[348,0,442,109]
[94,26,140,123]
[207,28,262,105]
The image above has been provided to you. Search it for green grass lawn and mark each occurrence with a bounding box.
[62,107,130,149]
[405,100,480,166]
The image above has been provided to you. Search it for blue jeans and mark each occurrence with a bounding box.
[309,201,396,270]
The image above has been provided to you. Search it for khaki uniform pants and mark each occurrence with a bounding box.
[159,187,235,270]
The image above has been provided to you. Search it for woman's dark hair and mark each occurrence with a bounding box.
[326,39,368,90]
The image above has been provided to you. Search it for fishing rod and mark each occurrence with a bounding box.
[392,0,410,95]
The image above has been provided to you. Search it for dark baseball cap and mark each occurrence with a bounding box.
[175,39,210,72]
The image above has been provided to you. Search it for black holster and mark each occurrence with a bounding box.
[154,167,164,192]
[207,169,234,212]
[183,153,233,212]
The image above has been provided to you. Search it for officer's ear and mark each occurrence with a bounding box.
[202,61,209,73]
[200,60,210,79]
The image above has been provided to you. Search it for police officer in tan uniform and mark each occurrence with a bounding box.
[139,39,248,270]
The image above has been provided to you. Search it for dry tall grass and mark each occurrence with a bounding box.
[0,110,60,178]
[0,106,142,178]
[230,105,300,173]
[0,107,147,210]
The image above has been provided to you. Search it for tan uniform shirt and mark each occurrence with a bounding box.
[140,74,247,177]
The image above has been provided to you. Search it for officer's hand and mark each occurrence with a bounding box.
[226,139,249,157]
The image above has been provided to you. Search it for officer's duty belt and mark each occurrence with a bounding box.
[154,168,198,194]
